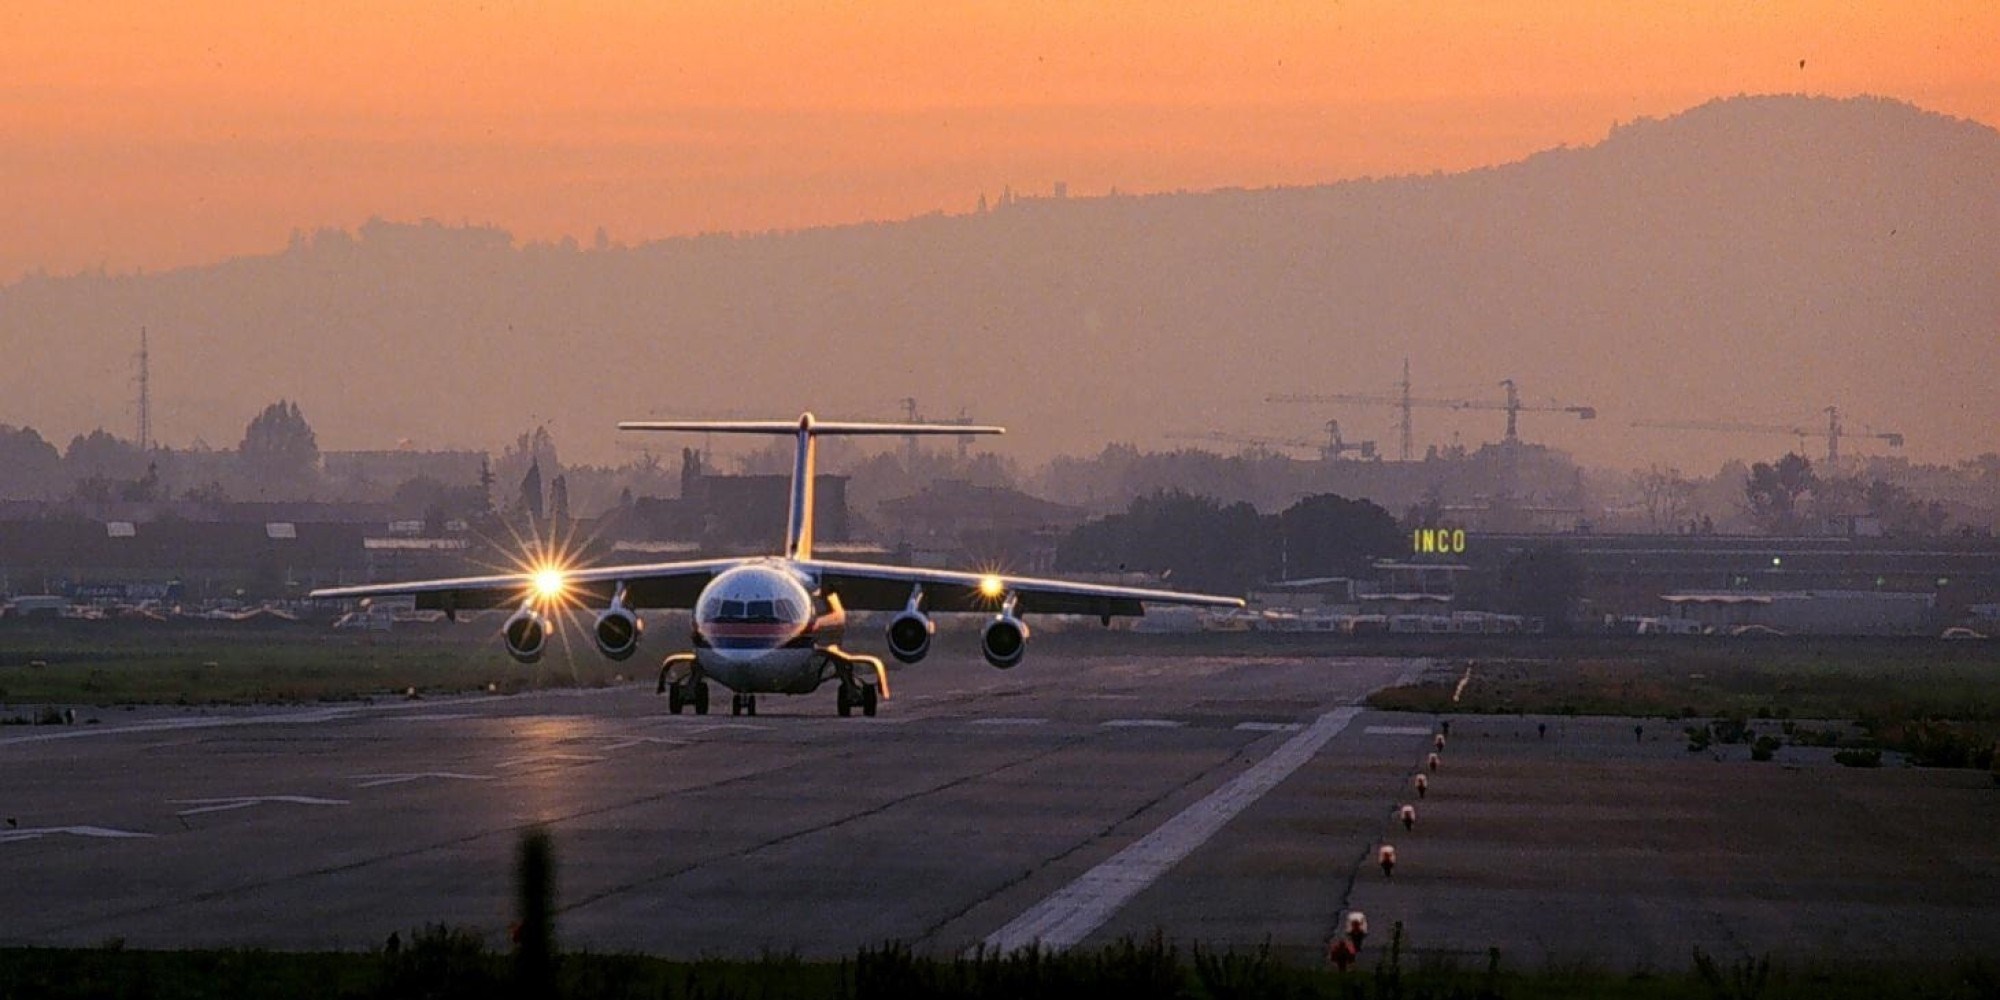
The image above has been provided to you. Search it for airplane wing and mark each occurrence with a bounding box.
[308,558,745,611]
[800,559,1244,618]
[309,556,1243,618]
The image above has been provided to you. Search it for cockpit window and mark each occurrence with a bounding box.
[746,600,776,622]
[774,598,800,621]
[719,599,747,620]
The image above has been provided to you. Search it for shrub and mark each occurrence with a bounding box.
[1711,716,1751,744]
[1834,748,1882,768]
[1750,735,1781,762]
[1904,722,1979,768]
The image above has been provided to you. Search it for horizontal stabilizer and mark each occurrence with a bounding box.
[620,414,1003,437]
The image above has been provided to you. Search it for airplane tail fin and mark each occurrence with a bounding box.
[619,413,1003,560]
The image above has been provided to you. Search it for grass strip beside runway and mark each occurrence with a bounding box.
[2,935,1995,999]
[1368,646,2000,773]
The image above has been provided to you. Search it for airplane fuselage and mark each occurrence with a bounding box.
[686,560,847,695]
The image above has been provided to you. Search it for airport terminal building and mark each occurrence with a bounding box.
[1430,532,2000,634]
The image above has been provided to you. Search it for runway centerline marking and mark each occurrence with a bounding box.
[0,825,155,845]
[982,706,1363,954]
[1235,721,1304,733]
[497,753,606,768]
[969,717,1049,727]
[172,795,350,816]
[351,772,493,788]
[1101,719,1185,729]
[597,736,690,752]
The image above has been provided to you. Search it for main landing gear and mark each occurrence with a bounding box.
[658,653,709,715]
[820,645,887,719]
[730,693,759,717]
[666,679,710,715]
[835,680,878,718]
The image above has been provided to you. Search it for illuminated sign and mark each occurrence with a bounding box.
[1411,528,1468,555]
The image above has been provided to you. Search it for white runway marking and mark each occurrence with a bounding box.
[969,717,1049,727]
[172,795,350,816]
[351,772,494,788]
[983,706,1363,954]
[0,825,155,845]
[497,753,607,768]
[597,736,690,752]
[0,710,355,746]
[1101,719,1185,729]
[663,723,770,735]
[1235,721,1304,733]
[0,686,641,748]
[1364,725,1435,737]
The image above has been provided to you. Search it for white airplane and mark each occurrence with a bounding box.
[310,413,1243,718]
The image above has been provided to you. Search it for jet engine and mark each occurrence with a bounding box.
[980,614,1030,670]
[593,607,644,661]
[502,608,551,664]
[885,610,934,664]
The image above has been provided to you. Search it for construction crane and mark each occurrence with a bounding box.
[1268,375,1596,456]
[1631,407,1902,466]
[1167,420,1378,461]
[897,398,989,462]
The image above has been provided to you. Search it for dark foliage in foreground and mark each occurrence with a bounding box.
[3,933,1997,1000]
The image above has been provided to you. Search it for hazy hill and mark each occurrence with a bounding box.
[4,94,1995,474]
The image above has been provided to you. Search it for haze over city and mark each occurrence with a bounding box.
[4,2,1997,478]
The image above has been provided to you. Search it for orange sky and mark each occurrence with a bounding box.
[4,1,1997,282]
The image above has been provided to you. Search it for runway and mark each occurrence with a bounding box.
[4,649,1997,965]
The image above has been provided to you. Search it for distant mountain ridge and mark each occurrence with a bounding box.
[4,94,1995,474]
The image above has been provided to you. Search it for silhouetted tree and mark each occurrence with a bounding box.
[65,428,146,483]
[1638,465,1697,532]
[118,462,163,502]
[496,426,559,510]
[1277,493,1402,580]
[183,479,230,505]
[1057,489,1269,595]
[238,400,320,485]
[477,456,496,513]
[0,424,62,498]
[1745,453,1816,534]
[550,474,570,522]
[519,460,544,521]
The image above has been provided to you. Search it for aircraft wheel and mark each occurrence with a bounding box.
[861,683,878,717]
[836,684,853,717]
[746,695,758,717]
[730,694,742,717]
[667,684,685,715]
[693,682,710,715]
